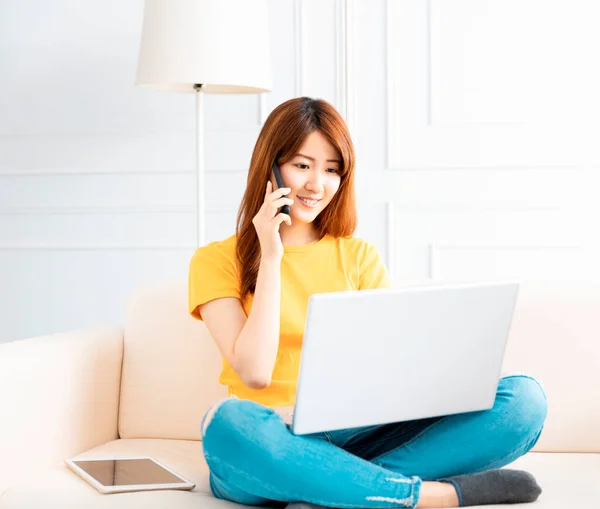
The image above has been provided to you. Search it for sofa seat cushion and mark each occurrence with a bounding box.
[0,438,245,509]
[1,441,599,508]
[507,451,600,507]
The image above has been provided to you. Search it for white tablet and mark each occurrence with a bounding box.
[65,456,195,494]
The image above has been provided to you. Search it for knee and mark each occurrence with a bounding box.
[200,397,232,438]
[200,398,246,458]
[498,375,548,442]
[201,397,256,439]
[200,398,277,449]
[212,397,265,427]
[201,398,287,467]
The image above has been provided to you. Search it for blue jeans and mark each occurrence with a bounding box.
[200,375,547,509]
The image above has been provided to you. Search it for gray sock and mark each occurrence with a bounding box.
[438,469,542,506]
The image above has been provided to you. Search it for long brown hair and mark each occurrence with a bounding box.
[235,96,357,298]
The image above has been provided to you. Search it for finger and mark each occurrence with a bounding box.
[265,181,272,200]
[271,197,294,209]
[275,212,292,226]
[275,213,292,227]
[268,199,292,219]
[268,187,291,202]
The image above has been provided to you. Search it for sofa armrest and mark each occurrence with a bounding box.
[0,326,123,496]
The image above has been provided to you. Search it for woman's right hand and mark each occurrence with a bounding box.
[252,181,294,260]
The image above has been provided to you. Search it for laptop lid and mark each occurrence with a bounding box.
[291,281,520,435]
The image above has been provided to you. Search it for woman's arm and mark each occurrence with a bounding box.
[233,256,282,388]
[199,183,292,390]
[199,255,282,390]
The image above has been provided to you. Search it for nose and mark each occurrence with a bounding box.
[306,169,325,193]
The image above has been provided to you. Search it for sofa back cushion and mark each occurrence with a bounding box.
[500,280,600,452]
[118,282,226,440]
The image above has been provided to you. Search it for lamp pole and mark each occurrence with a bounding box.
[194,83,205,247]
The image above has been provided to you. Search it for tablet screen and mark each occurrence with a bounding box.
[72,459,185,486]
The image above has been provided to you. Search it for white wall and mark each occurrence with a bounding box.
[1,0,599,342]
[349,0,600,282]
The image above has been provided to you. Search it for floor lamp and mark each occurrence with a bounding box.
[135,0,272,247]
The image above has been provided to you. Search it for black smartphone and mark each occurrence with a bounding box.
[272,161,290,216]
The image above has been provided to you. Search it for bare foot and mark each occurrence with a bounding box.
[416,481,459,508]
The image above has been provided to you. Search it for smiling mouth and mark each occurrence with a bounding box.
[297,196,321,207]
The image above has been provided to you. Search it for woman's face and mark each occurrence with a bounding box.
[271,130,342,224]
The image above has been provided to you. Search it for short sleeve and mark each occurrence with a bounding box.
[188,243,241,321]
[359,242,392,290]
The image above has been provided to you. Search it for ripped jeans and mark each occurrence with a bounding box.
[200,375,547,509]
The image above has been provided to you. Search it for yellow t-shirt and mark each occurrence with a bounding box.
[188,233,391,407]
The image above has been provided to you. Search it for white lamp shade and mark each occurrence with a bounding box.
[135,0,272,93]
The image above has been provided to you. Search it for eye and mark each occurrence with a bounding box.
[296,163,339,173]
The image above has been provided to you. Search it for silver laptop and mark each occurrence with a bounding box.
[291,280,520,435]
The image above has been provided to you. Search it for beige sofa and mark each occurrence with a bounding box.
[1,280,599,508]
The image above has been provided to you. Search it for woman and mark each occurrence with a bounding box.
[188,97,547,509]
